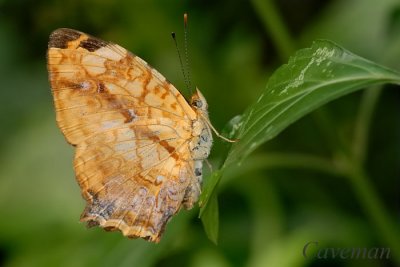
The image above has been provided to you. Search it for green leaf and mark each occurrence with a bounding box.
[199,40,400,235]
[200,192,219,245]
[226,40,400,166]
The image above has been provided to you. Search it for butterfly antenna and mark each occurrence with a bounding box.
[171,32,191,95]
[183,13,193,94]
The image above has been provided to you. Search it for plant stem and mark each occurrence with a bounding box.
[221,153,343,187]
[250,0,295,61]
[346,164,400,265]
[352,87,382,165]
[351,83,399,264]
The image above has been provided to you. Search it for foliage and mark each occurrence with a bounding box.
[200,41,400,247]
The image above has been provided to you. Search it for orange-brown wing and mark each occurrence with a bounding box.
[47,28,198,242]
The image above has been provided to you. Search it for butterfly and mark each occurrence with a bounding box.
[46,28,235,242]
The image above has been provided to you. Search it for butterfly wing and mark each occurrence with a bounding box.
[47,28,199,242]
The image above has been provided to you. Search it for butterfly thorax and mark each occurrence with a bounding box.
[188,89,213,160]
[181,88,213,209]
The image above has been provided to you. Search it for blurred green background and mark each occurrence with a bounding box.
[0,0,399,266]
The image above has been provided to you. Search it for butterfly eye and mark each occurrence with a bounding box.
[193,99,203,108]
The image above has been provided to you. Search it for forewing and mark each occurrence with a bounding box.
[47,28,197,145]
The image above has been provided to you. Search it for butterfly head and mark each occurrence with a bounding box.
[190,88,208,114]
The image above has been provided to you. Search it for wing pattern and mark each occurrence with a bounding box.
[47,28,206,242]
